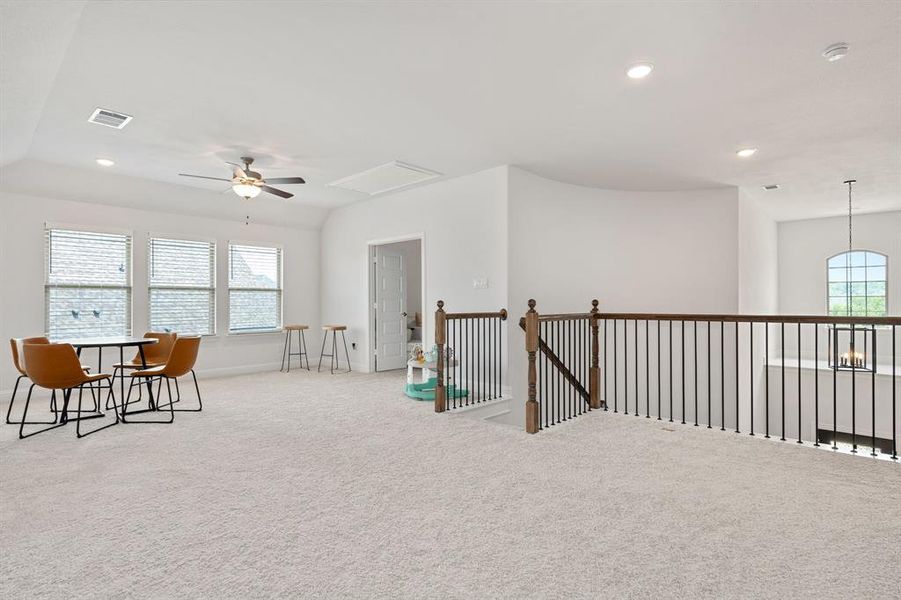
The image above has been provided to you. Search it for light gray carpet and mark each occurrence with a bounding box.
[1,370,899,599]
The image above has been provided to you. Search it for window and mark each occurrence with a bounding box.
[228,243,282,333]
[827,250,887,317]
[45,227,132,338]
[148,237,216,335]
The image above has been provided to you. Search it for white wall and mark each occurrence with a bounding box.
[0,191,320,392]
[319,166,508,372]
[506,168,743,424]
[778,210,901,316]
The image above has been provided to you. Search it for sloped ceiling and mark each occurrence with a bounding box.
[1,1,899,223]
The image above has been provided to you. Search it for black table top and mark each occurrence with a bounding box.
[57,337,159,349]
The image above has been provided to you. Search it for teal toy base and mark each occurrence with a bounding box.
[404,377,469,402]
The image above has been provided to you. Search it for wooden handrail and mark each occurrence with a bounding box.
[446,310,508,320]
[595,312,901,325]
[538,313,591,322]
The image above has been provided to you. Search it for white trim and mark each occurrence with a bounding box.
[44,221,134,237]
[366,233,427,373]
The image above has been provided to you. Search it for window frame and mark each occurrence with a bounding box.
[825,249,888,318]
[226,240,284,335]
[43,222,134,339]
[147,233,218,336]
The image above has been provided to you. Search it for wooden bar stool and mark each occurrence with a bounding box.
[281,325,310,372]
[318,325,351,374]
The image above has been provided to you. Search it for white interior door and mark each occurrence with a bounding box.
[375,245,407,371]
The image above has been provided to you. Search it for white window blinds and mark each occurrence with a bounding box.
[228,243,283,333]
[45,227,132,339]
[148,237,216,335]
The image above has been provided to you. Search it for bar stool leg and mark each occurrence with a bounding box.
[281,329,290,372]
[317,330,328,372]
[301,330,310,370]
[342,331,351,373]
[331,331,337,374]
[287,330,294,373]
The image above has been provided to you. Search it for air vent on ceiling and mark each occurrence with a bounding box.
[763,184,780,191]
[88,107,133,129]
[328,161,441,195]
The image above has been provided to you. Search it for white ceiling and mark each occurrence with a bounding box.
[1,0,899,222]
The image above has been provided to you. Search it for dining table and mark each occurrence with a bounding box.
[60,336,158,421]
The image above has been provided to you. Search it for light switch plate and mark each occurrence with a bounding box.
[473,277,489,289]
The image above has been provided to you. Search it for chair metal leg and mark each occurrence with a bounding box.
[5,375,24,424]
[317,331,328,372]
[18,386,67,438]
[156,370,202,411]
[301,330,310,370]
[76,382,118,438]
[121,376,175,423]
[331,331,337,374]
[342,331,351,373]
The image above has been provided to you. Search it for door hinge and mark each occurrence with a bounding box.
[373,349,378,356]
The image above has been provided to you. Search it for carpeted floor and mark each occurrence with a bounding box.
[1,370,899,599]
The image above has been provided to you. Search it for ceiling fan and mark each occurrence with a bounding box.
[179,156,305,199]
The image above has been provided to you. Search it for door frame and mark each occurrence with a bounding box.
[366,232,426,373]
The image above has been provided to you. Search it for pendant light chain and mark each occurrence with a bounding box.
[843,179,856,318]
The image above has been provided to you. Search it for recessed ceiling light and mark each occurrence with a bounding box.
[626,63,654,79]
[822,43,849,62]
[736,148,758,158]
[95,158,115,167]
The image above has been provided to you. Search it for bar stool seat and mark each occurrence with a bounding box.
[281,325,310,372]
[318,325,351,373]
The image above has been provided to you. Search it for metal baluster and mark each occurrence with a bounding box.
[625,320,629,416]
[634,319,639,417]
[646,320,650,418]
[604,319,608,411]
[694,320,698,426]
[669,320,673,423]
[892,325,897,460]
[750,322,754,436]
[614,320,618,413]
[781,322,785,441]
[681,320,686,425]
[871,327,877,456]
[657,320,662,420]
[735,321,739,433]
[814,324,819,446]
[707,321,711,428]
[558,321,563,422]
[832,326,838,450]
[721,321,725,431]
[852,324,857,453]
[797,323,803,444]
[765,322,770,439]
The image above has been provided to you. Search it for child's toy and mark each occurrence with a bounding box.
[404,345,469,401]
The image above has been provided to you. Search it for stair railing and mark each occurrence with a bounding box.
[522,299,603,433]
[434,300,507,413]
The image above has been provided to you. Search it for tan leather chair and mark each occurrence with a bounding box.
[125,336,202,421]
[20,343,115,438]
[7,337,95,425]
[109,332,176,410]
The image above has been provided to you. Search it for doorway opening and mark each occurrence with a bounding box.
[369,237,423,372]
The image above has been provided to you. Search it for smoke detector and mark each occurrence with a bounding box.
[88,107,133,129]
[822,43,849,62]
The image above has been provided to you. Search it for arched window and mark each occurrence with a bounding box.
[827,250,887,317]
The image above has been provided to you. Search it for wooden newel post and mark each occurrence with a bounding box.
[589,299,602,409]
[434,300,447,413]
[525,299,540,433]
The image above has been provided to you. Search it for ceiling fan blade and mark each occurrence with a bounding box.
[225,162,247,179]
[261,185,293,199]
[264,176,306,185]
[179,174,232,182]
